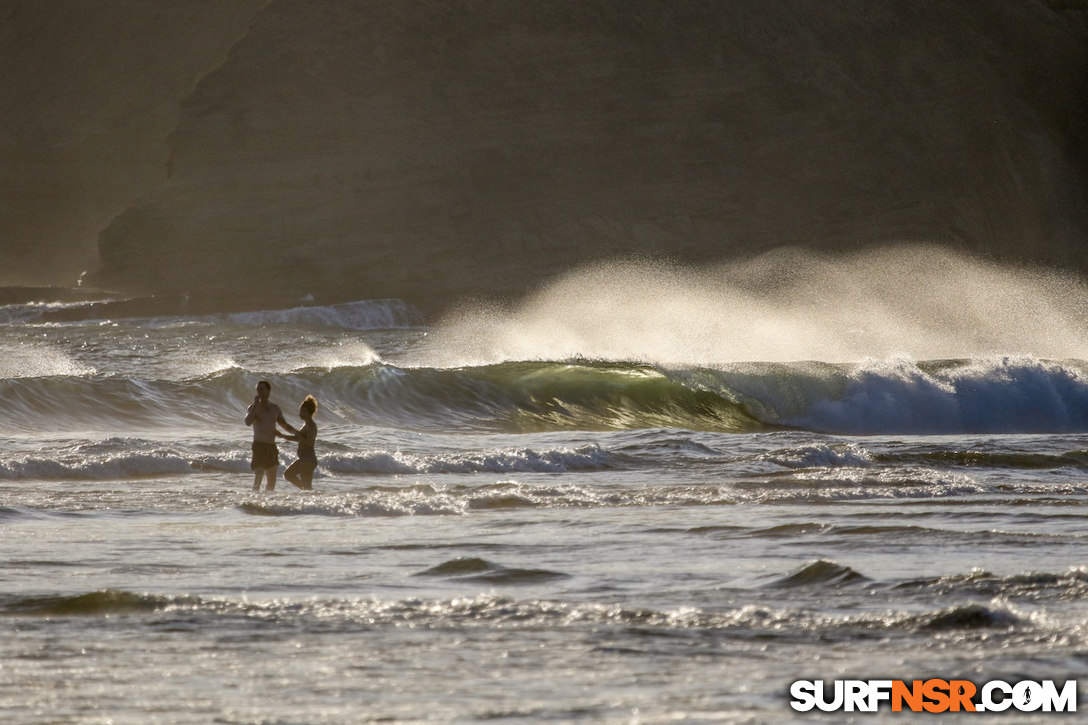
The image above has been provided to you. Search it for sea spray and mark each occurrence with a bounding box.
[417,246,1088,366]
[0,341,96,379]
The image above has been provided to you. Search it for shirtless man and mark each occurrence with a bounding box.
[244,380,297,491]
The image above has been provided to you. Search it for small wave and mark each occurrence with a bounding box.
[416,557,494,576]
[779,465,982,489]
[768,560,869,588]
[750,523,833,538]
[758,444,873,469]
[0,435,256,481]
[218,299,422,330]
[828,524,932,537]
[325,444,620,475]
[614,434,723,458]
[876,449,1088,470]
[741,466,986,504]
[414,557,569,585]
[3,590,181,616]
[0,448,215,481]
[6,591,1034,644]
[14,296,422,329]
[915,604,1022,631]
[898,568,1088,602]
[0,287,121,324]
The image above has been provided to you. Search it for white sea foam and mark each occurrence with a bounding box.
[0,452,197,480]
[323,444,615,475]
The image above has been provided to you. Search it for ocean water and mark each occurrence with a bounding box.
[4,259,1088,723]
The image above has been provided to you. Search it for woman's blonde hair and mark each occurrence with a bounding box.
[300,395,318,417]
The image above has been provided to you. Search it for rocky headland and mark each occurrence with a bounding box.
[5,1,1087,314]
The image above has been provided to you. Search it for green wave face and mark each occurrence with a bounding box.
[4,357,1088,435]
[456,361,772,433]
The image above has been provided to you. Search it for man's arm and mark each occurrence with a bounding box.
[276,410,297,435]
[245,401,257,426]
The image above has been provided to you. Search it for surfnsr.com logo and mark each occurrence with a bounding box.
[790,679,1077,713]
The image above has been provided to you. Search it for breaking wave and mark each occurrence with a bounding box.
[3,355,1088,436]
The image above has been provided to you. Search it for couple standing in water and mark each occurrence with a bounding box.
[245,380,318,491]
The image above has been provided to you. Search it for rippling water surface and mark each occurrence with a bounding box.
[3,295,1088,722]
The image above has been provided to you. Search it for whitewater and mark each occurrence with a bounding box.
[4,249,1088,723]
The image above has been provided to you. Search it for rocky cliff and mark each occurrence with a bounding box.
[6,1,1088,312]
[0,0,267,287]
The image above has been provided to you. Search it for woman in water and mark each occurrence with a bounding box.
[279,395,319,490]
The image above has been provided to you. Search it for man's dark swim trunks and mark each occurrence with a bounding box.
[251,441,279,470]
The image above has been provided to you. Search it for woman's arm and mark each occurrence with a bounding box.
[297,422,317,446]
